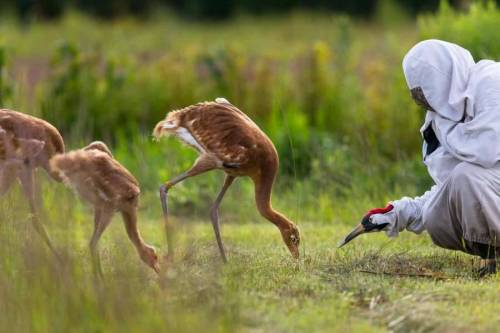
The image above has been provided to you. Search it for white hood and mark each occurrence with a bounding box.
[403,39,474,121]
[403,39,500,170]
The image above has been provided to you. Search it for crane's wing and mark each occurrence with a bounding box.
[180,102,260,165]
[88,152,140,202]
[0,125,45,162]
[17,138,46,160]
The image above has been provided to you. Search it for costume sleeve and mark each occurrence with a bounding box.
[376,186,438,237]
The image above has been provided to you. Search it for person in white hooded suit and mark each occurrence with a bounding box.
[341,39,500,275]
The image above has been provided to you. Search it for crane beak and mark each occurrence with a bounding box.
[153,120,176,140]
[338,218,389,248]
[338,223,366,248]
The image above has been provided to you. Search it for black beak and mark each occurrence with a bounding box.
[338,217,389,248]
[338,223,366,248]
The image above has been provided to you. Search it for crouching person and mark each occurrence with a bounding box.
[341,39,500,276]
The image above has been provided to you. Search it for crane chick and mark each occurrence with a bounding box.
[50,141,159,275]
[153,98,300,262]
[1,109,65,257]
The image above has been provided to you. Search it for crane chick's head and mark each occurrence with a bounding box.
[140,244,160,274]
[83,141,113,157]
[281,225,301,258]
[152,118,177,141]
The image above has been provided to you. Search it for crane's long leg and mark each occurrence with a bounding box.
[89,206,114,278]
[209,175,235,263]
[0,132,22,197]
[160,154,218,260]
[0,162,18,197]
[18,166,59,258]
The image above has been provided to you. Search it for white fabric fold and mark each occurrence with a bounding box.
[386,40,500,237]
[404,40,500,171]
[384,186,437,237]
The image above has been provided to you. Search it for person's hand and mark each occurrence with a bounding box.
[338,203,395,247]
[365,204,395,231]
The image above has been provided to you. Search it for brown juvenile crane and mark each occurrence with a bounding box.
[50,141,160,275]
[0,109,64,256]
[153,98,300,262]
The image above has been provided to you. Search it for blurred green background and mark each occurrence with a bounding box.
[0,0,474,20]
[1,0,499,223]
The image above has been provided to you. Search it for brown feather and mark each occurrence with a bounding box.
[51,142,159,273]
[153,98,300,259]
[0,109,64,156]
[156,101,276,169]
[0,109,65,181]
[50,146,139,209]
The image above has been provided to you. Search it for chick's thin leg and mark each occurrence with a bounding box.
[209,175,235,263]
[159,154,219,260]
[19,167,59,258]
[89,206,114,278]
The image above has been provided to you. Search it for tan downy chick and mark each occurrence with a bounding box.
[153,98,300,262]
[50,141,159,274]
[0,109,65,256]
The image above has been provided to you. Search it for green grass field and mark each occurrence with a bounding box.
[1,181,500,333]
[2,3,500,332]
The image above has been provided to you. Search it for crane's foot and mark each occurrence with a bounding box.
[91,256,105,281]
[219,250,228,263]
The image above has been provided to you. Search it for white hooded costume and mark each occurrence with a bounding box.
[376,39,500,255]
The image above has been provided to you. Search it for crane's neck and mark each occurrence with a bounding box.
[121,210,148,250]
[252,166,300,258]
[253,172,295,231]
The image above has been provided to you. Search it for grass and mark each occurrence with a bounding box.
[0,10,412,59]
[2,4,500,332]
[1,183,500,333]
